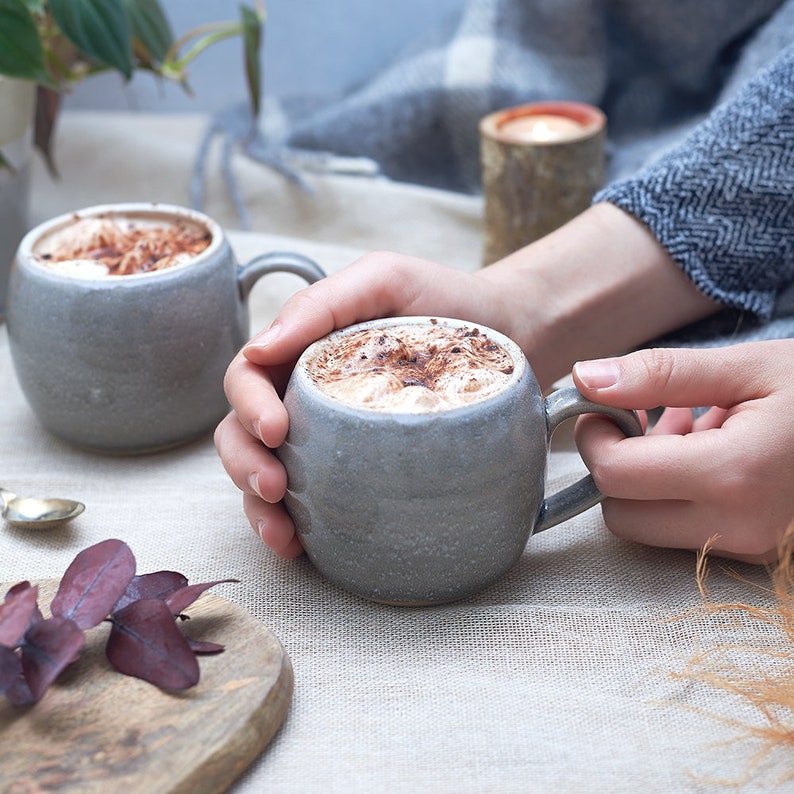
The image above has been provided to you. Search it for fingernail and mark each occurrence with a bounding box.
[574,359,620,390]
[254,518,265,539]
[248,472,264,499]
[252,419,264,444]
[245,321,281,351]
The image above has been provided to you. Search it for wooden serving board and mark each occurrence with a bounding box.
[0,580,293,794]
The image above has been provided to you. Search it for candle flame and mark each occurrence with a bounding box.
[530,120,555,141]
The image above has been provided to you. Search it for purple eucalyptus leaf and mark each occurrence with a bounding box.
[0,583,39,648]
[6,582,44,628]
[112,570,189,613]
[4,675,34,706]
[186,639,225,655]
[51,539,136,630]
[107,599,199,690]
[165,579,239,616]
[5,581,32,599]
[21,617,85,702]
[5,581,42,626]
[0,645,22,695]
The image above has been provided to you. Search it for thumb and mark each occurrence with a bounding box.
[571,345,761,410]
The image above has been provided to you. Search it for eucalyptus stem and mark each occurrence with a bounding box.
[163,22,244,79]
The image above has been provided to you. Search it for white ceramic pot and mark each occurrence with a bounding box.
[0,77,35,322]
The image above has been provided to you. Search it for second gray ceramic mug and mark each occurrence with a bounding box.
[278,316,642,605]
[7,202,325,453]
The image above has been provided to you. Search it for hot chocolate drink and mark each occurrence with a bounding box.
[33,213,211,278]
[279,315,642,603]
[10,201,325,452]
[304,320,516,413]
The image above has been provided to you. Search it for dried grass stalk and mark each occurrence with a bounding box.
[675,523,794,785]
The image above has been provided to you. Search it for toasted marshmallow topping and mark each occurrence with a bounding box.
[34,215,211,276]
[306,323,515,413]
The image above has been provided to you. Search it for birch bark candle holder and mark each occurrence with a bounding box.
[480,101,606,265]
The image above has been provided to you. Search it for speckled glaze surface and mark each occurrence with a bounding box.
[278,317,642,605]
[7,203,324,453]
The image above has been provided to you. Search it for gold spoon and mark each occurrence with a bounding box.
[1,487,85,529]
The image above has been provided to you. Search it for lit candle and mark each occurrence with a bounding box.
[498,114,585,144]
[479,101,607,264]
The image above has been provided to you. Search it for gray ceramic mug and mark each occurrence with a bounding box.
[7,202,325,453]
[278,316,642,605]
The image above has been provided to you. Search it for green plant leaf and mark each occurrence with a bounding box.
[240,3,262,118]
[49,0,134,79]
[124,0,173,66]
[0,0,52,83]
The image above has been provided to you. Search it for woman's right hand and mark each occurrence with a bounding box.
[572,340,794,563]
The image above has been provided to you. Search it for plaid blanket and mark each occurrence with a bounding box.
[274,0,787,192]
[195,0,794,346]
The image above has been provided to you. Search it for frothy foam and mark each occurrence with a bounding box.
[305,322,516,413]
[33,215,212,277]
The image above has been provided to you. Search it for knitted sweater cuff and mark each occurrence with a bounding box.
[595,44,794,321]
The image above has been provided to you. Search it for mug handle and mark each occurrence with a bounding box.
[238,251,326,301]
[535,386,643,533]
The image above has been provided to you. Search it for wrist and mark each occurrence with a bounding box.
[475,202,719,389]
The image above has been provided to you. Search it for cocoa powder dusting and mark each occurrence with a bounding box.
[308,323,516,412]
[37,216,212,275]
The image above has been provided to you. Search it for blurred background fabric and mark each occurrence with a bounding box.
[64,0,790,193]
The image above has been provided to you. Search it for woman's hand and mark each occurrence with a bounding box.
[215,203,721,558]
[572,340,794,563]
[215,251,513,557]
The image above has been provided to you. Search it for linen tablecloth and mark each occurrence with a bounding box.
[0,112,788,792]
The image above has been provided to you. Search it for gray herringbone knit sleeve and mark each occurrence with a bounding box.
[596,44,794,321]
